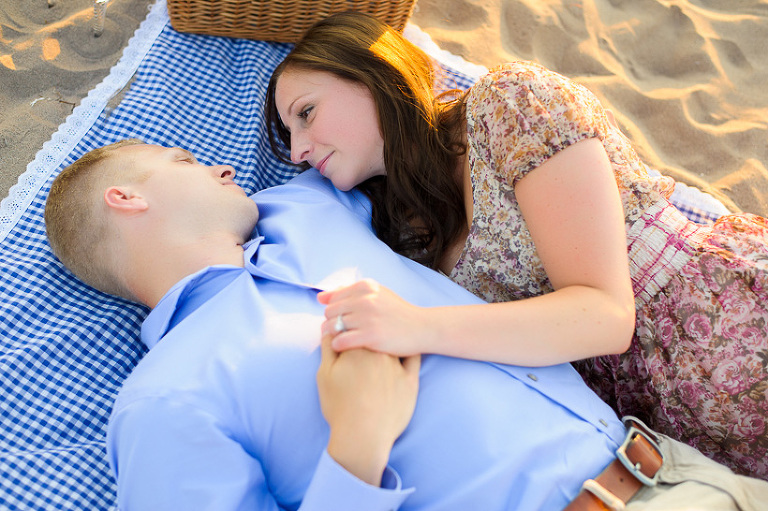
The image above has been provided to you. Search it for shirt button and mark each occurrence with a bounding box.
[599,419,609,427]
[527,373,538,381]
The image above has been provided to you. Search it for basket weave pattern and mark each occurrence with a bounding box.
[167,0,417,42]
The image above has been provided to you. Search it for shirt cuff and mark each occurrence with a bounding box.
[300,450,414,511]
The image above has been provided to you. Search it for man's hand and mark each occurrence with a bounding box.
[316,334,421,486]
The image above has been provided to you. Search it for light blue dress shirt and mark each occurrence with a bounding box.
[107,170,627,510]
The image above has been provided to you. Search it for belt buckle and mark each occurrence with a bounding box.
[616,416,664,487]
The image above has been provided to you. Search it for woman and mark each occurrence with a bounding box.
[265,11,768,478]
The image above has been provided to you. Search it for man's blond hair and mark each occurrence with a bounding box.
[45,139,145,300]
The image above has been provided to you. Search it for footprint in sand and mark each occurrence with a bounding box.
[501,0,612,76]
[583,0,718,86]
[0,0,145,72]
[414,0,487,30]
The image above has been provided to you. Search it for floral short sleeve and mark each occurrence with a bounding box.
[453,61,676,303]
[467,62,610,187]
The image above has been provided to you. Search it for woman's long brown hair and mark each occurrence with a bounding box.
[265,11,468,269]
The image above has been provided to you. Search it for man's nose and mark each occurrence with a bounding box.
[214,165,236,180]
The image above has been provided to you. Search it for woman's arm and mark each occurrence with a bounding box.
[319,138,636,367]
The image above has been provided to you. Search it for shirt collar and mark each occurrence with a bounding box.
[243,232,356,293]
[140,265,243,350]
[140,227,348,351]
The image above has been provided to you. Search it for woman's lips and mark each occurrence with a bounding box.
[315,153,331,175]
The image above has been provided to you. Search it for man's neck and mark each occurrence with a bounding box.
[128,235,247,309]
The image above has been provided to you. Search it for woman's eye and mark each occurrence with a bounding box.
[298,106,313,120]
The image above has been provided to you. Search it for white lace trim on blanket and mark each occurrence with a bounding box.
[0,0,170,240]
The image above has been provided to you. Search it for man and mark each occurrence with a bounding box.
[45,140,768,510]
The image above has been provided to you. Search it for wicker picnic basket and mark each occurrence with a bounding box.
[166,0,418,42]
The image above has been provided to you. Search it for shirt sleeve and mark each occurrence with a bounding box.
[300,450,413,511]
[466,61,611,187]
[108,398,412,511]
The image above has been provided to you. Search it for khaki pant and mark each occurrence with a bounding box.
[626,433,768,511]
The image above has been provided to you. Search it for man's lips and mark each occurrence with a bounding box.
[223,181,247,195]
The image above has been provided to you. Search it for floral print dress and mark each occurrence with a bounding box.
[450,61,768,479]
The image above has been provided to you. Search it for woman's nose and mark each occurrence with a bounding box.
[290,134,310,164]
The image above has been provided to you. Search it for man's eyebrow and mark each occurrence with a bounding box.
[170,147,198,161]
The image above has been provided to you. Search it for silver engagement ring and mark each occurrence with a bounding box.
[334,314,347,333]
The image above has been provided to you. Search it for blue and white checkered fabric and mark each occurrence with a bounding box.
[0,2,729,509]
[0,6,478,510]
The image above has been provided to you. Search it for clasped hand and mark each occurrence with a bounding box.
[318,278,436,356]
[316,328,421,486]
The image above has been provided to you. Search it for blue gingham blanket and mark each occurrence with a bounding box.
[0,1,730,509]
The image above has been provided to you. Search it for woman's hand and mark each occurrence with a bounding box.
[317,334,421,486]
[318,279,435,356]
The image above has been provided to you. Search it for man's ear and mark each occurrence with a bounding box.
[104,186,148,213]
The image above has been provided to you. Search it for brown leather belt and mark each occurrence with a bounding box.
[563,417,664,511]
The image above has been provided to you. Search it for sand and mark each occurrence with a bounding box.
[2,0,767,215]
[0,0,155,203]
